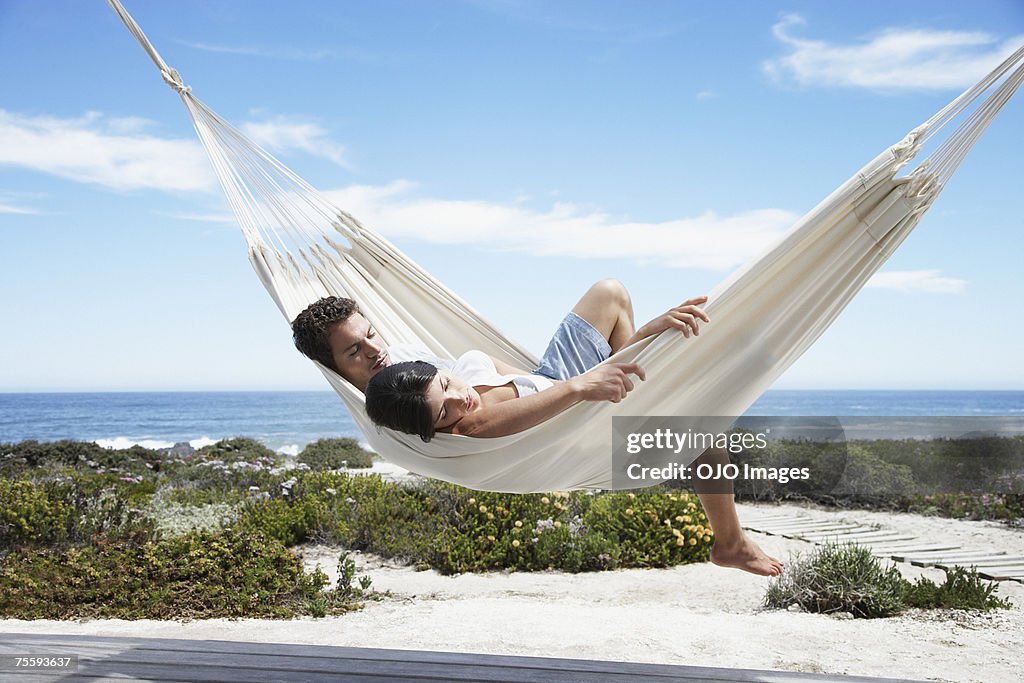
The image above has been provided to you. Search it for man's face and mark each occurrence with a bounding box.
[327,313,389,391]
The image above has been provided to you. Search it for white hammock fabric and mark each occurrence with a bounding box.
[109,1,1024,492]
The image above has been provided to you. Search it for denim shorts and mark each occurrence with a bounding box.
[534,312,613,381]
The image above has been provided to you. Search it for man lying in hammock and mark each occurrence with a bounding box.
[291,281,784,576]
[291,279,703,395]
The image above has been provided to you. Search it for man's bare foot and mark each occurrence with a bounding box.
[710,535,784,576]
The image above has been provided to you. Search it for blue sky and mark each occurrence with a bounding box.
[1,0,1022,391]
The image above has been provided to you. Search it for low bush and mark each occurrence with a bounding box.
[0,528,379,620]
[1,477,157,552]
[0,440,162,479]
[298,438,375,470]
[193,437,278,464]
[764,543,1010,618]
[903,565,1012,610]
[898,492,1024,523]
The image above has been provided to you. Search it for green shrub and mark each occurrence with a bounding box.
[0,440,162,479]
[158,437,288,503]
[194,437,278,464]
[408,482,711,574]
[765,543,906,618]
[899,492,1024,523]
[764,543,1010,618]
[0,528,373,620]
[298,438,375,470]
[903,566,1012,610]
[0,479,75,549]
[229,497,325,546]
[1,477,157,552]
[582,490,711,568]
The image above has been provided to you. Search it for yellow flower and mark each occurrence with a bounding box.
[479,505,487,513]
[675,515,685,523]
[468,498,476,505]
[627,492,636,499]
[689,537,697,546]
[672,528,682,537]
[512,539,521,548]
[487,512,495,519]
[664,519,672,526]
[703,535,712,543]
[553,521,561,528]
[514,520,523,528]
[487,535,496,542]
[625,508,634,516]
[541,496,550,504]
[676,536,686,546]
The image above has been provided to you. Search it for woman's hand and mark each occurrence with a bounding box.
[629,295,710,344]
[569,362,646,403]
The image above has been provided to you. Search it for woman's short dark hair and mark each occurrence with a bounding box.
[364,361,439,442]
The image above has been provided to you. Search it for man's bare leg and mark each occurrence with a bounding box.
[691,447,784,576]
[570,279,636,352]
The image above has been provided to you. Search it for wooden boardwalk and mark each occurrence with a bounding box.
[742,511,1024,583]
[0,633,925,683]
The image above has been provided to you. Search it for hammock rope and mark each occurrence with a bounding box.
[107,0,1024,492]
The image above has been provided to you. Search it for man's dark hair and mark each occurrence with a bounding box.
[291,296,360,372]
[365,361,438,442]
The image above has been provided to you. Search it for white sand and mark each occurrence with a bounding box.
[3,501,1023,682]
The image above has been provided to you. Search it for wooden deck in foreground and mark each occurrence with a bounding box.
[0,633,925,683]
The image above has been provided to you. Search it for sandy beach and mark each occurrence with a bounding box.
[3,501,1022,683]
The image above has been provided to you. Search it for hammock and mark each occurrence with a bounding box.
[108,0,1024,493]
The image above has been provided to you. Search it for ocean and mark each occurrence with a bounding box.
[1,390,1022,456]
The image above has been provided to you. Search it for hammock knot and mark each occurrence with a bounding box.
[160,68,191,95]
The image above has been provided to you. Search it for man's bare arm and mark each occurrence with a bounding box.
[622,295,710,348]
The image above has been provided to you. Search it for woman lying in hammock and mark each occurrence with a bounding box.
[365,354,642,440]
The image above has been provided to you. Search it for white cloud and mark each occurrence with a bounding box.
[324,181,799,270]
[179,40,336,62]
[0,201,39,215]
[0,110,216,192]
[696,90,718,101]
[240,116,353,170]
[0,109,357,193]
[178,40,384,65]
[763,14,1024,90]
[165,211,236,225]
[866,269,966,293]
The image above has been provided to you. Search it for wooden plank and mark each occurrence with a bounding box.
[757,524,864,535]
[742,518,811,527]
[0,634,927,683]
[798,527,880,538]
[748,520,855,531]
[934,556,1024,568]
[804,533,915,544]
[872,545,963,558]
[977,567,1024,580]
[905,550,1008,566]
[864,541,960,552]
[741,513,809,522]
[861,539,958,549]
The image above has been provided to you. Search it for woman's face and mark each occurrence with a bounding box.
[425,370,481,431]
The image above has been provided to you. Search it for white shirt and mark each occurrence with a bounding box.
[450,349,554,397]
